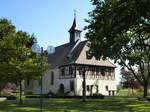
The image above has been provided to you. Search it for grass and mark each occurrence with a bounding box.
[118,88,150,97]
[0,96,150,112]
[118,89,142,97]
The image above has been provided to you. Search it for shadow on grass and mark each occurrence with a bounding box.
[0,97,150,112]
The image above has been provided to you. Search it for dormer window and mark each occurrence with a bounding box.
[86,51,92,59]
[75,32,80,38]
[86,42,91,47]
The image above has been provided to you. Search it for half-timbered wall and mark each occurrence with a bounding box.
[59,65,76,79]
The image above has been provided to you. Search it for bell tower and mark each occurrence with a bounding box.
[68,13,81,44]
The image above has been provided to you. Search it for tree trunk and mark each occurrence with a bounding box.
[19,79,22,105]
[0,86,2,93]
[143,84,148,98]
[82,71,86,102]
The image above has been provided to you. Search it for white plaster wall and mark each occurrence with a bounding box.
[58,78,75,93]
[25,67,60,94]
[42,68,59,94]
[76,74,117,96]
[24,79,40,94]
[26,67,76,95]
[25,68,117,96]
[44,69,75,94]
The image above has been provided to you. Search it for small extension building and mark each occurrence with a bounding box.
[25,17,117,96]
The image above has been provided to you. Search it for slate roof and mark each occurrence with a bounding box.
[48,40,85,66]
[48,40,116,68]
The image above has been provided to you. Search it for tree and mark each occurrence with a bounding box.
[120,67,134,88]
[85,0,150,97]
[0,18,16,39]
[79,66,87,102]
[0,18,47,104]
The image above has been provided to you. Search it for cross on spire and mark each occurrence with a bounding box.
[74,10,77,19]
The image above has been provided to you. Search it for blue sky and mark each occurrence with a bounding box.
[0,0,121,82]
[0,0,92,49]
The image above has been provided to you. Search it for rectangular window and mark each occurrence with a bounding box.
[96,68,100,76]
[69,66,74,75]
[77,66,82,75]
[107,68,112,76]
[70,80,74,91]
[38,79,41,86]
[112,91,115,96]
[51,71,54,85]
[87,85,90,91]
[65,67,69,75]
[92,67,95,75]
[105,86,108,91]
[101,68,105,76]
[61,68,65,76]
[109,91,111,96]
[27,79,30,86]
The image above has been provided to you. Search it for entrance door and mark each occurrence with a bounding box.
[91,85,98,95]
[59,84,64,93]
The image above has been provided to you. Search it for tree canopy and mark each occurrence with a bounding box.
[0,19,43,84]
[0,18,48,103]
[86,0,150,97]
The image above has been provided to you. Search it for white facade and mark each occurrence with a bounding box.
[25,66,117,96]
[25,18,117,96]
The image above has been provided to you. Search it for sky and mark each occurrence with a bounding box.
[0,0,93,48]
[0,0,121,83]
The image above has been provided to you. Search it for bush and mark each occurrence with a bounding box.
[47,90,54,96]
[54,91,71,97]
[25,93,106,99]
[25,94,50,98]
[146,96,150,101]
[25,91,33,95]
[1,89,12,97]
[7,95,17,100]
[136,88,143,93]
[137,96,150,101]
[92,93,105,99]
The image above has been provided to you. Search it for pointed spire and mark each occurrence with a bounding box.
[69,11,81,32]
[68,11,82,44]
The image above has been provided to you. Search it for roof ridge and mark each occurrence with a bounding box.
[55,42,71,48]
[67,39,81,59]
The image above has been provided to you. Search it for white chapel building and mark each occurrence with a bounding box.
[25,17,117,96]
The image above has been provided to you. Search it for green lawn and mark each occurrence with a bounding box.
[0,97,150,112]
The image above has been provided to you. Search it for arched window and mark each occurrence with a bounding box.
[105,86,108,91]
[51,71,54,85]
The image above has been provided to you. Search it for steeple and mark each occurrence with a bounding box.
[68,13,81,44]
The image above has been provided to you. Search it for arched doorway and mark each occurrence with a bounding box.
[91,85,98,95]
[59,84,64,93]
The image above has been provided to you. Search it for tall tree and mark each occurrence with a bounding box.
[85,0,150,97]
[0,18,47,104]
